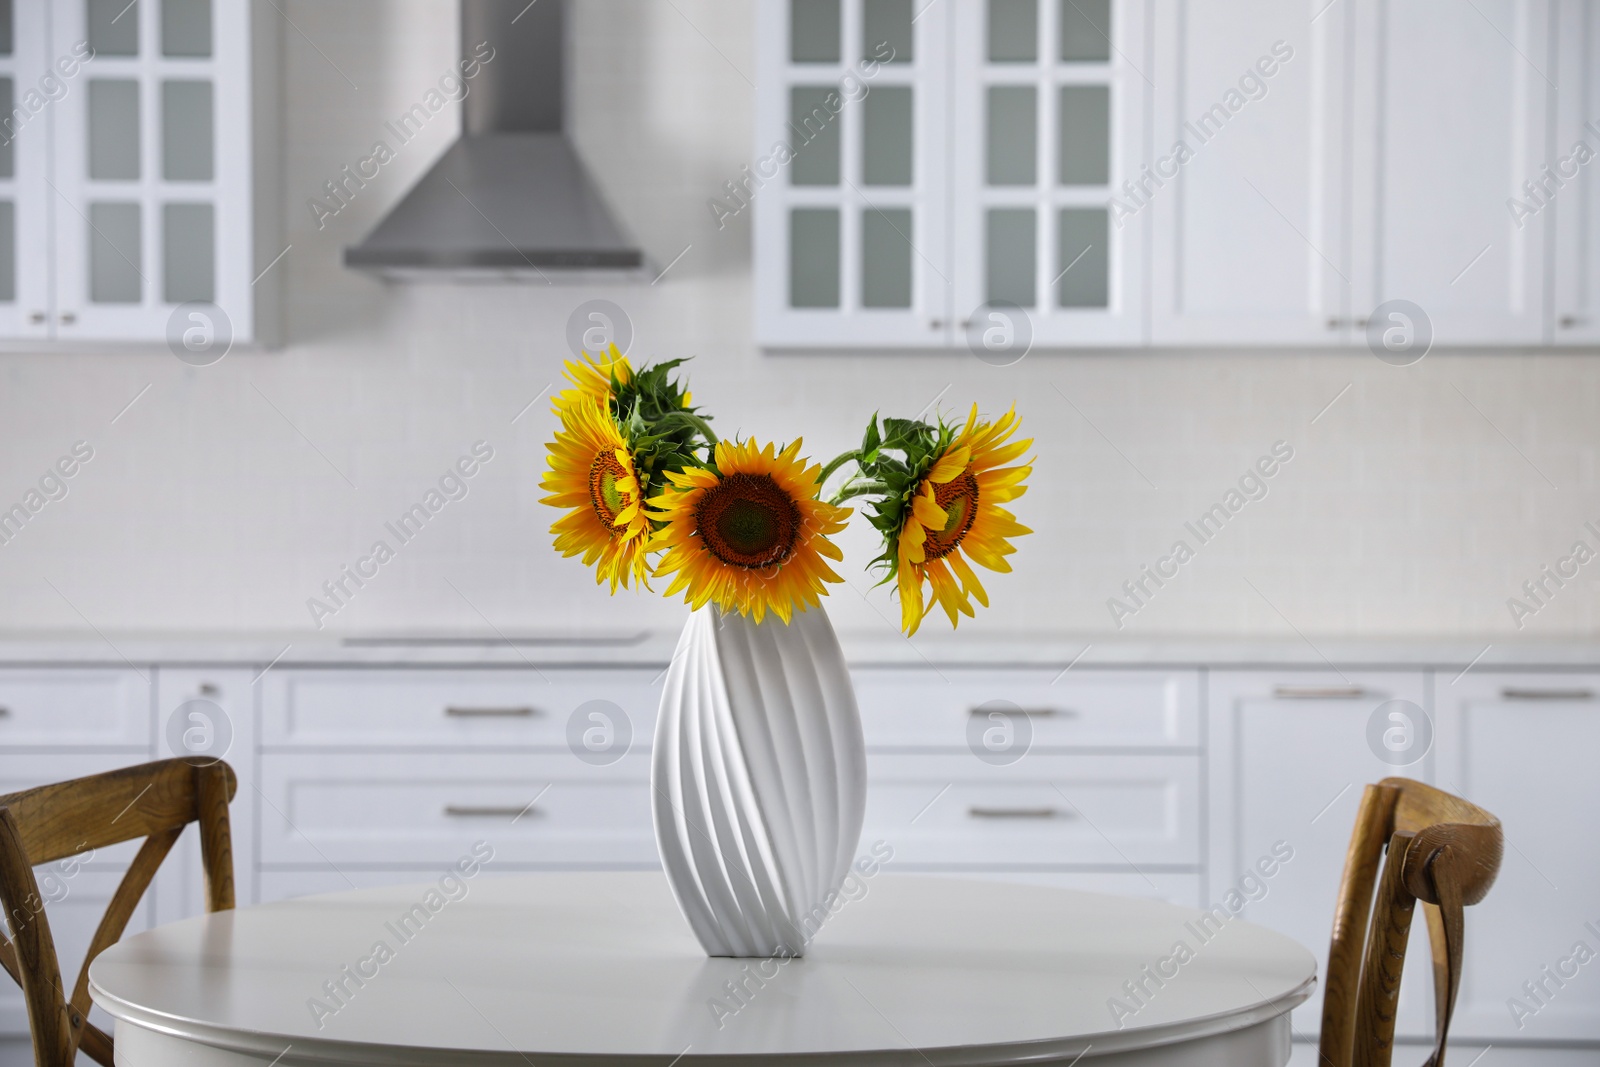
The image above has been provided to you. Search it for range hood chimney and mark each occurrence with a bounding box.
[344,0,647,280]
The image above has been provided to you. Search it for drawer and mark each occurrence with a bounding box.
[262,669,662,750]
[862,753,1200,867]
[0,669,150,749]
[258,752,656,867]
[852,668,1199,750]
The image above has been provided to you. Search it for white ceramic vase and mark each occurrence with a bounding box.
[651,603,867,958]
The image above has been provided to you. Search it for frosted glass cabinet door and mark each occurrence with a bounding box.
[49,0,252,342]
[1348,0,1550,346]
[0,1,54,338]
[1552,0,1600,346]
[949,0,1147,348]
[755,0,951,347]
[1148,1,1350,345]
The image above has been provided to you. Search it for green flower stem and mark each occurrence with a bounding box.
[817,449,863,490]
[679,412,719,446]
[829,479,890,506]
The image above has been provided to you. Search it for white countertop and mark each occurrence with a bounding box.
[0,627,1596,669]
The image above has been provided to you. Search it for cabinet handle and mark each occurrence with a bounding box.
[444,706,536,717]
[929,318,944,329]
[1326,317,1343,330]
[443,805,536,818]
[1500,687,1594,701]
[0,706,10,718]
[198,682,220,697]
[59,312,76,325]
[967,707,1075,718]
[968,806,1072,820]
[1559,315,1586,329]
[27,311,45,325]
[1273,685,1367,699]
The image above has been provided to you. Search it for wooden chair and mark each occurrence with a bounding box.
[0,758,237,1067]
[1319,777,1503,1067]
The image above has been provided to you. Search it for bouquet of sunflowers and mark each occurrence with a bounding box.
[541,348,1032,637]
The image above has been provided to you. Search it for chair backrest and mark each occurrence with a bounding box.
[1319,777,1503,1067]
[0,758,237,1067]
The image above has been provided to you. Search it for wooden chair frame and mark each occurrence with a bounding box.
[1319,777,1503,1067]
[0,758,237,1067]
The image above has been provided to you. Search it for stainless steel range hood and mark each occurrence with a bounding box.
[344,0,647,281]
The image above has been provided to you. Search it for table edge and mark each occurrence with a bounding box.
[90,974,1316,1066]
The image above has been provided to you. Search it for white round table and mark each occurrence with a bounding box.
[90,872,1316,1066]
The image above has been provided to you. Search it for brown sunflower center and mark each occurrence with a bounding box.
[696,473,800,569]
[588,450,630,532]
[923,469,979,560]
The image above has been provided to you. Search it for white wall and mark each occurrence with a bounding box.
[0,0,1594,641]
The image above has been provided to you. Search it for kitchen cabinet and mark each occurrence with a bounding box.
[1348,0,1551,347]
[756,0,1146,349]
[948,0,1148,347]
[754,0,951,347]
[1,652,1597,1065]
[759,0,1587,349]
[1207,671,1435,1042]
[1436,674,1600,1043]
[1552,0,1600,345]
[1148,0,1350,345]
[0,0,277,348]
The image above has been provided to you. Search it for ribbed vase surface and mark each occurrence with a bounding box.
[651,604,867,958]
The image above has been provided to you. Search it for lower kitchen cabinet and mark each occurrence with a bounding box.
[1207,671,1436,1041]
[0,657,1596,1064]
[1438,674,1600,1044]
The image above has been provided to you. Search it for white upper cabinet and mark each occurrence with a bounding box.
[1149,1,1349,345]
[1552,0,1600,345]
[949,0,1146,347]
[0,0,273,347]
[755,0,1143,349]
[0,2,54,340]
[755,0,950,347]
[759,0,1589,349]
[1349,0,1551,346]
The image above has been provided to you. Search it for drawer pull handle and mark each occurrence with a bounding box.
[1273,686,1367,700]
[967,707,1075,718]
[443,805,537,818]
[1500,687,1594,701]
[967,806,1071,820]
[445,706,536,718]
[0,706,9,718]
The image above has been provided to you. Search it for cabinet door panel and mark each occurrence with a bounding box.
[1208,671,1434,1041]
[1438,674,1600,1042]
[49,0,253,342]
[1351,0,1550,345]
[755,0,950,347]
[0,2,53,339]
[1552,0,1600,344]
[950,0,1147,347]
[1149,0,1348,344]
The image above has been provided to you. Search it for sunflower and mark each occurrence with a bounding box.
[540,397,652,592]
[648,439,851,624]
[551,344,632,420]
[891,406,1032,636]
